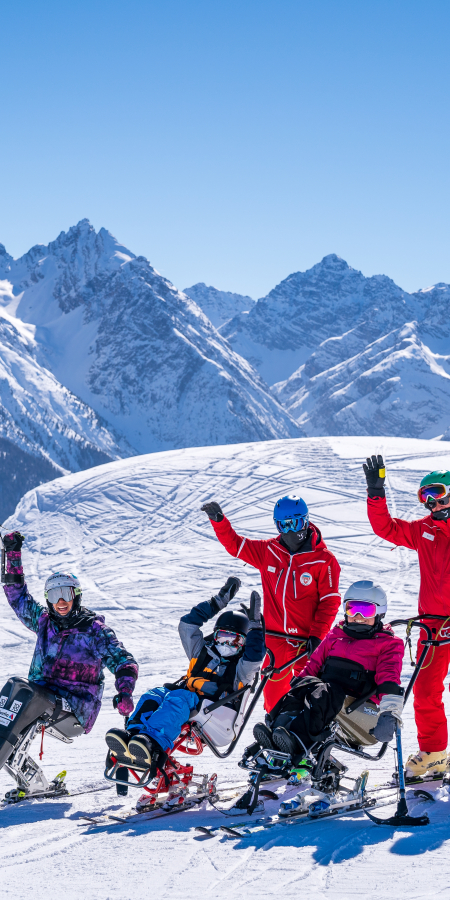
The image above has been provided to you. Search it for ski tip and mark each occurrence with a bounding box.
[220,825,243,837]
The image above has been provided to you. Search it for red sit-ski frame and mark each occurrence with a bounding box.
[109,723,206,807]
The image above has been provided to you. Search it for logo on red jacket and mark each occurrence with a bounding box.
[300,572,313,586]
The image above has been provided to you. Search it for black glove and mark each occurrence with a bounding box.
[201,502,224,522]
[210,575,241,613]
[369,711,396,742]
[240,590,262,630]
[306,636,321,658]
[363,455,386,498]
[2,532,25,552]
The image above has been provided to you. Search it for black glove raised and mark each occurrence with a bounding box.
[306,635,321,658]
[369,711,396,742]
[363,455,386,498]
[210,575,241,613]
[240,590,262,630]
[2,532,25,552]
[201,501,224,522]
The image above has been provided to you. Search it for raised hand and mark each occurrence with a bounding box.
[211,576,241,612]
[241,590,263,630]
[363,455,386,497]
[2,532,25,552]
[200,502,224,522]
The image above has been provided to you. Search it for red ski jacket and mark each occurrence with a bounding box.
[210,517,341,640]
[367,496,450,617]
[300,622,404,697]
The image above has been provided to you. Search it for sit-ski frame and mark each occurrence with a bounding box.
[104,617,450,812]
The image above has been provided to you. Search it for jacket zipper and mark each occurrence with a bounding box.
[292,570,296,599]
[282,558,293,632]
[275,569,284,592]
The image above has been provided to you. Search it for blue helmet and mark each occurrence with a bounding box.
[273,496,309,534]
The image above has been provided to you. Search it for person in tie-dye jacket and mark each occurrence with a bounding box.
[0,531,138,777]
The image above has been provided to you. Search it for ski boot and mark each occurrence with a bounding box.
[404,750,447,781]
[128,734,154,766]
[288,758,313,785]
[253,723,275,750]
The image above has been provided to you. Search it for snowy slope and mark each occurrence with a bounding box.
[183,282,254,328]
[2,436,450,899]
[0,221,299,456]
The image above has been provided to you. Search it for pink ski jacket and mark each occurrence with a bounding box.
[299,622,404,699]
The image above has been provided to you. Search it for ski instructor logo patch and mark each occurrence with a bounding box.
[300,572,312,586]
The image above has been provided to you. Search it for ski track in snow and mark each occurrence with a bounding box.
[2,435,450,898]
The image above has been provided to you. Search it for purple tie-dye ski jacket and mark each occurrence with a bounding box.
[3,583,138,733]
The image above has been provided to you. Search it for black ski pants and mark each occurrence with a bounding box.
[0,676,83,769]
[268,676,347,750]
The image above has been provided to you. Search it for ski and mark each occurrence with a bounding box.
[78,783,247,828]
[194,795,417,839]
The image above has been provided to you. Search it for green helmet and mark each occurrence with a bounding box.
[419,470,450,490]
[418,471,450,520]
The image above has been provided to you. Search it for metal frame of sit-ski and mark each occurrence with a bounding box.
[103,617,450,815]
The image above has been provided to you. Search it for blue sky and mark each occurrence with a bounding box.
[1,0,449,297]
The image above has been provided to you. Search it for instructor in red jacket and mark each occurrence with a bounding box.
[201,496,341,712]
[364,454,450,779]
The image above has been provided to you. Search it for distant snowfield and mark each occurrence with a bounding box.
[2,436,450,900]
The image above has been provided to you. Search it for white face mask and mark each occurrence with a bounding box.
[215,642,240,658]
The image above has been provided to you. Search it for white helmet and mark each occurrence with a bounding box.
[343,580,387,618]
[44,572,82,603]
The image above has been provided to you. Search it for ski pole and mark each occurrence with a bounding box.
[0,533,4,585]
[395,720,408,818]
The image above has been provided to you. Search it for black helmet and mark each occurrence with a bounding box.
[214,609,249,637]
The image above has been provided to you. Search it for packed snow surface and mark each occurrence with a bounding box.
[2,435,450,899]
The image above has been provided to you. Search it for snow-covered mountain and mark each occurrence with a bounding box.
[220,254,450,440]
[0,221,300,464]
[183,282,254,328]
[222,254,418,384]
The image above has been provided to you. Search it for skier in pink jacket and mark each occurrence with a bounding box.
[252,579,404,758]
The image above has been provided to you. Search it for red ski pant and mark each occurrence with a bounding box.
[263,636,308,713]
[414,624,450,752]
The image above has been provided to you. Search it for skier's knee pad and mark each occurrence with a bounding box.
[0,677,57,768]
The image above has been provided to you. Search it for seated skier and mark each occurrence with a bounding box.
[0,531,138,797]
[105,577,265,770]
[252,580,404,763]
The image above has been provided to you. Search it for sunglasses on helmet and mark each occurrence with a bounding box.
[275,515,308,534]
[213,629,245,650]
[344,600,378,618]
[46,585,75,606]
[418,483,450,506]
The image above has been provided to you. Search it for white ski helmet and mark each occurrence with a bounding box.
[44,572,82,603]
[343,580,387,618]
